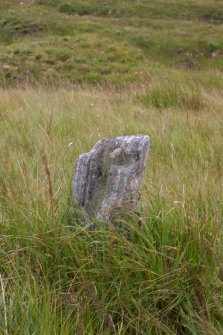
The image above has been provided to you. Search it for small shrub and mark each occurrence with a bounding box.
[207,41,222,53]
[0,16,44,37]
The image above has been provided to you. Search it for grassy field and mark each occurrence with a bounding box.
[0,0,223,85]
[0,0,223,334]
[0,74,223,334]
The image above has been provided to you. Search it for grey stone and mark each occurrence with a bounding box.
[72,135,150,225]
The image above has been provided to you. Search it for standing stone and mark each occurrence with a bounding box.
[72,135,150,225]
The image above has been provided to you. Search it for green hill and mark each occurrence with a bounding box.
[0,0,223,85]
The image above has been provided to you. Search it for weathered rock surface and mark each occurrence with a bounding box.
[72,135,150,225]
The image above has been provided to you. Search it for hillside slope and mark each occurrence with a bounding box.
[0,0,223,85]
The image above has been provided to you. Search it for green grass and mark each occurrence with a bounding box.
[0,0,222,85]
[0,71,223,333]
[0,0,223,333]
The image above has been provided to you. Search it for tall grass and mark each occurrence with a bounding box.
[0,74,223,334]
